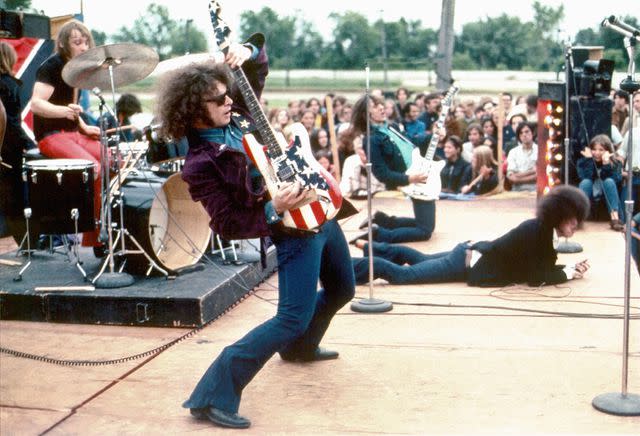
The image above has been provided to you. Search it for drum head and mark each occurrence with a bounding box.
[25,158,94,169]
[148,173,211,271]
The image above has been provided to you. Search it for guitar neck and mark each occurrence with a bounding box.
[423,105,450,161]
[231,67,281,157]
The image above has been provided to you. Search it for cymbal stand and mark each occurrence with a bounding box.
[13,207,33,281]
[91,63,168,288]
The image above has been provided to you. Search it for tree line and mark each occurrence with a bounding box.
[7,0,639,71]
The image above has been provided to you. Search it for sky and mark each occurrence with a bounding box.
[28,0,636,48]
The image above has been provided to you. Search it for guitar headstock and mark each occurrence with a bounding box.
[441,84,460,108]
[208,0,232,53]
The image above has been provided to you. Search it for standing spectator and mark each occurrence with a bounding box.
[577,134,624,231]
[440,135,471,194]
[506,122,537,191]
[620,91,639,136]
[612,89,629,133]
[0,42,36,237]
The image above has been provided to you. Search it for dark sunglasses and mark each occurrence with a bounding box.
[205,91,229,105]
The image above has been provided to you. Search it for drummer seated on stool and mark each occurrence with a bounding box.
[30,20,104,252]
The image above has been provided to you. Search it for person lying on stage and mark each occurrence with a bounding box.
[351,185,591,287]
[155,34,355,430]
[30,20,103,252]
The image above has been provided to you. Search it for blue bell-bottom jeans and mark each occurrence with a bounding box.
[183,219,355,414]
[579,178,620,216]
[352,241,469,285]
[372,198,436,243]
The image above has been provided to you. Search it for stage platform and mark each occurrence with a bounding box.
[0,241,277,327]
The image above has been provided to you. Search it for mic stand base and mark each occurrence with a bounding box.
[93,271,135,289]
[556,238,583,253]
[351,298,393,313]
[592,392,640,417]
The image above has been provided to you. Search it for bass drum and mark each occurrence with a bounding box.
[118,171,211,274]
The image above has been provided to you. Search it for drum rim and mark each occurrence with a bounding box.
[24,158,95,168]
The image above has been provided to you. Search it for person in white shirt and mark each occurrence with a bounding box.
[506,122,537,191]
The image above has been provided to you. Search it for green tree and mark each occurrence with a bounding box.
[325,11,378,69]
[110,3,206,61]
[239,8,296,69]
[4,0,31,9]
[91,29,106,47]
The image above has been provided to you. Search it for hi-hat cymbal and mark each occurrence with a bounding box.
[62,43,159,90]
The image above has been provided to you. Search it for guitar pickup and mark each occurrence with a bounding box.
[277,166,295,181]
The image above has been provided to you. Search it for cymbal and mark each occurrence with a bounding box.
[62,43,159,90]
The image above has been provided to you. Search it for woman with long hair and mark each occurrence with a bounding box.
[461,145,499,195]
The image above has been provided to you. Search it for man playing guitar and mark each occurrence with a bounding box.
[156,14,355,428]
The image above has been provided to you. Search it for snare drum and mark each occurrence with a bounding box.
[118,170,211,274]
[23,159,95,234]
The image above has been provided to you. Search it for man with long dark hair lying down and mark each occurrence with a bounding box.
[352,185,591,287]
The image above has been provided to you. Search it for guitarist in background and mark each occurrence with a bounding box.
[351,94,436,243]
[156,34,355,429]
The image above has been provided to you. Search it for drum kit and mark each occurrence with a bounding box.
[15,43,213,287]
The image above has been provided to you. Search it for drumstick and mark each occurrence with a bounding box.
[105,124,135,135]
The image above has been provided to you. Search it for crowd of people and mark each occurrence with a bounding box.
[260,84,639,234]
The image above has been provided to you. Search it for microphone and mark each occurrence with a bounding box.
[601,16,640,42]
[91,87,106,105]
[607,15,640,35]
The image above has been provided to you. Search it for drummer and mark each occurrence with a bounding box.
[30,20,104,253]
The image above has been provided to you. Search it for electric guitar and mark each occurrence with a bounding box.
[207,0,342,231]
[400,85,459,201]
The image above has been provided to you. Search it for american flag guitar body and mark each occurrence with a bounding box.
[208,0,342,230]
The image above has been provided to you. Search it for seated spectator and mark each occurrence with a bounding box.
[461,123,484,162]
[506,122,537,191]
[419,92,441,134]
[101,93,143,142]
[577,134,624,231]
[461,145,499,195]
[299,109,316,137]
[440,135,471,194]
[310,128,329,154]
[287,99,302,122]
[314,148,335,177]
[270,108,292,137]
[525,94,538,124]
[395,87,410,117]
[306,96,323,129]
[339,134,385,199]
[402,102,427,147]
[503,113,527,157]
[481,116,497,143]
[384,98,402,127]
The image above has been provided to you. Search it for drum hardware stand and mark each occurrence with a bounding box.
[91,75,168,286]
[70,208,88,280]
[212,234,244,265]
[14,208,33,281]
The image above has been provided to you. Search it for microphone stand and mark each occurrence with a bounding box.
[351,62,392,313]
[592,18,640,416]
[556,42,583,253]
